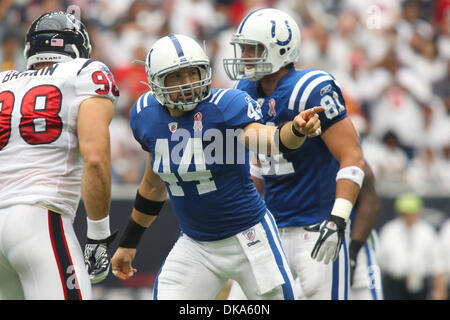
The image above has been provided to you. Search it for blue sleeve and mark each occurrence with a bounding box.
[221,89,263,129]
[304,76,347,132]
[129,94,152,153]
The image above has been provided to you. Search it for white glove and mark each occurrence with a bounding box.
[84,232,117,283]
[311,215,346,264]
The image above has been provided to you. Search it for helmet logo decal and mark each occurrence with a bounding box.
[270,20,292,46]
[169,34,187,62]
[50,39,64,47]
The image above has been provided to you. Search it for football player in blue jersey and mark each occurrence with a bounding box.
[110,34,324,300]
[226,162,383,300]
[223,8,365,300]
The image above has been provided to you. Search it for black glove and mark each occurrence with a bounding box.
[84,231,117,284]
[311,215,346,264]
[349,240,364,286]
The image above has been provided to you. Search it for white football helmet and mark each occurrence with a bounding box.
[145,34,212,111]
[223,8,301,81]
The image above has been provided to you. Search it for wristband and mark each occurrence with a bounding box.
[336,166,365,188]
[291,122,305,137]
[331,198,353,222]
[87,216,111,240]
[134,190,165,216]
[118,218,147,248]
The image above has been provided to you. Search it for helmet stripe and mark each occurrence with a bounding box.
[238,9,263,33]
[147,48,153,67]
[168,35,187,62]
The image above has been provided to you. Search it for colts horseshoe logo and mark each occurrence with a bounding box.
[270,20,292,46]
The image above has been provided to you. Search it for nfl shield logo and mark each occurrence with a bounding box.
[168,122,178,133]
[243,228,256,241]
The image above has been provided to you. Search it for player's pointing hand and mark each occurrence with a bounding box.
[294,106,324,137]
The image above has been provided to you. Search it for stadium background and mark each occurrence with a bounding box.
[1,0,449,299]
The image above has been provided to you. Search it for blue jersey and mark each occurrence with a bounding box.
[237,68,347,227]
[129,88,267,241]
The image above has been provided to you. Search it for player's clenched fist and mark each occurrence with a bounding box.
[293,106,324,137]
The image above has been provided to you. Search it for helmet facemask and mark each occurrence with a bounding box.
[223,8,301,82]
[223,37,273,81]
[147,62,212,112]
[142,34,213,111]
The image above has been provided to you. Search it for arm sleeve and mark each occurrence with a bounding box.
[222,89,263,129]
[75,59,120,106]
[291,71,347,133]
[129,93,152,153]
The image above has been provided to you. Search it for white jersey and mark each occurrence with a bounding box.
[0,58,119,219]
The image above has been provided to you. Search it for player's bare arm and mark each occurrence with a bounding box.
[111,153,167,280]
[350,163,379,243]
[321,117,365,205]
[78,96,114,223]
[348,162,379,285]
[132,153,167,228]
[311,117,365,264]
[241,106,324,154]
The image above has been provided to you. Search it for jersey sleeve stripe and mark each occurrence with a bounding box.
[137,91,151,113]
[287,70,327,110]
[213,88,230,105]
[209,89,223,103]
[76,59,95,76]
[297,75,334,112]
[136,94,144,113]
[142,92,152,110]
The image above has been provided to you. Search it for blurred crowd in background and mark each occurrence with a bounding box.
[1,0,449,196]
[1,0,449,300]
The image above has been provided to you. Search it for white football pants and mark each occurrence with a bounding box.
[350,230,384,300]
[228,224,351,300]
[0,205,91,300]
[153,211,299,300]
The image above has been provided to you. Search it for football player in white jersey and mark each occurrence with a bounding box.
[0,11,119,299]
